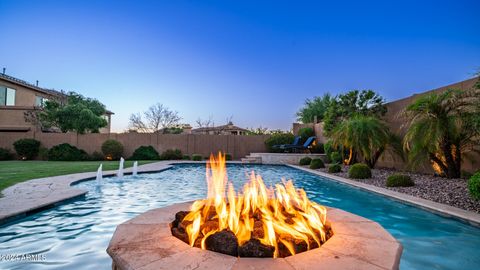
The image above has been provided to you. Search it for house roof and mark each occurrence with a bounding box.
[0,72,114,114]
[0,72,65,98]
[192,123,248,132]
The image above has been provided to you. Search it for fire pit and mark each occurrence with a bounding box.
[170,153,331,258]
[107,154,402,269]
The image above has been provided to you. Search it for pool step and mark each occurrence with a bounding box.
[241,154,262,164]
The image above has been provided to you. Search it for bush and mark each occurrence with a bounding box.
[0,148,13,160]
[310,143,324,154]
[468,172,480,200]
[328,163,342,173]
[101,139,124,160]
[348,163,372,179]
[324,140,335,159]
[48,143,89,161]
[182,155,191,160]
[330,151,343,164]
[13,138,41,160]
[265,133,295,153]
[299,157,312,165]
[386,174,415,187]
[38,147,49,161]
[130,146,160,160]
[90,151,105,161]
[298,127,314,143]
[159,149,183,160]
[225,153,232,161]
[309,158,325,169]
[192,154,202,161]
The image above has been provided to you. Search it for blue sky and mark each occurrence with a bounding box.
[0,0,479,132]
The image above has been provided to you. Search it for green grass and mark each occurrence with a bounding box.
[0,160,155,193]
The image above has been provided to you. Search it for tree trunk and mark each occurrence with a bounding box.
[345,148,353,165]
[441,142,460,178]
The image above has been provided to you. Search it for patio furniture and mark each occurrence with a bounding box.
[273,136,301,152]
[284,136,316,153]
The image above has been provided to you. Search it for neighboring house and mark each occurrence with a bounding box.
[0,72,113,133]
[192,121,248,135]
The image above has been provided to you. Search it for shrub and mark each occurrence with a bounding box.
[309,158,325,169]
[90,151,105,161]
[47,143,89,161]
[330,151,343,164]
[348,163,372,179]
[299,157,312,166]
[386,174,415,187]
[38,147,49,161]
[101,139,124,160]
[468,172,480,200]
[130,146,160,160]
[225,153,232,161]
[13,138,41,160]
[324,140,334,159]
[160,149,183,160]
[328,163,342,173]
[310,143,325,154]
[298,127,314,143]
[265,133,295,153]
[192,154,202,161]
[0,148,13,160]
[182,155,191,160]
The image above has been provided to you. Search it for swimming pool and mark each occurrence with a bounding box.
[0,164,479,269]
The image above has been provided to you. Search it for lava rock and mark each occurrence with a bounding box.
[204,230,239,256]
[238,238,275,257]
[172,211,189,228]
[171,227,189,244]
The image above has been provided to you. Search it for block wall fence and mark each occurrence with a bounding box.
[293,77,480,173]
[0,132,270,160]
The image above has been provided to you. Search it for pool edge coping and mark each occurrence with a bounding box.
[287,164,480,227]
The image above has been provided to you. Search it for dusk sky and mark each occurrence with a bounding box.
[0,0,479,132]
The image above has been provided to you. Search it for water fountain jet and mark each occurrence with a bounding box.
[118,158,124,178]
[96,164,103,182]
[132,161,138,176]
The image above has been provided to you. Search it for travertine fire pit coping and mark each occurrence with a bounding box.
[107,201,402,270]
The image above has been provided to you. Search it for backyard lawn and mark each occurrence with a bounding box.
[0,160,155,192]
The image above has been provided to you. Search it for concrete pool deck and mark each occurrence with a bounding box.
[107,202,402,270]
[0,161,479,227]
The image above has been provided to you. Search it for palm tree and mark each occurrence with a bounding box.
[330,115,402,168]
[403,86,480,178]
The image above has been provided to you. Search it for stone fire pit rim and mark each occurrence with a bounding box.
[107,201,403,270]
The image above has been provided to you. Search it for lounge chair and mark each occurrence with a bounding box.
[284,136,316,153]
[273,136,301,151]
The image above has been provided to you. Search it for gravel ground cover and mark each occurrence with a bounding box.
[313,165,480,213]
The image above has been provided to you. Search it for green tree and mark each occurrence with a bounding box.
[296,94,332,123]
[403,86,480,178]
[323,90,387,135]
[330,115,401,167]
[39,92,107,134]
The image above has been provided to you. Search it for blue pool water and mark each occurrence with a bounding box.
[0,164,479,269]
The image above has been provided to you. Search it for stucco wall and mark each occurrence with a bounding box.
[293,77,480,173]
[377,77,479,173]
[0,132,270,159]
[292,122,327,143]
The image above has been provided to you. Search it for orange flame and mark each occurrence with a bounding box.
[183,152,328,257]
